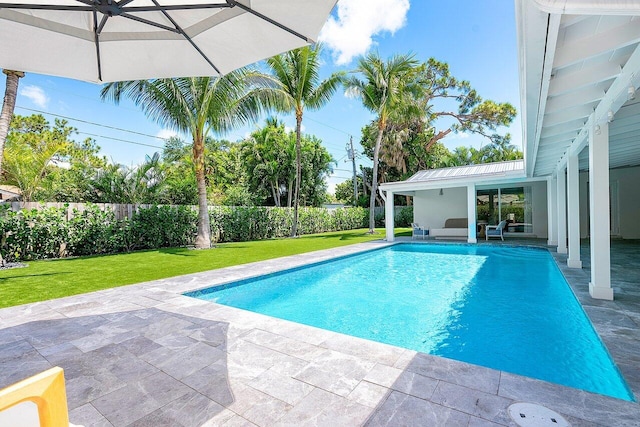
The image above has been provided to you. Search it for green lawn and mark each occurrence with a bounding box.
[0,228,410,308]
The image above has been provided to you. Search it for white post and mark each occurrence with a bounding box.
[467,184,477,243]
[384,190,395,242]
[589,120,613,300]
[567,152,582,268]
[556,169,567,254]
[547,177,558,246]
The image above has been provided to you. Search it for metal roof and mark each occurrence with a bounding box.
[404,160,525,184]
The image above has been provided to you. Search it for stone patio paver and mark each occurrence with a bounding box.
[0,239,639,426]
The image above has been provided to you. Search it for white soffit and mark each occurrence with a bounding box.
[519,0,640,177]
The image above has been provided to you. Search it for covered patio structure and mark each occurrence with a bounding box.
[381,0,640,301]
[380,160,548,244]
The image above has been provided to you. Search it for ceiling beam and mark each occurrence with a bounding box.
[539,131,582,145]
[542,104,593,127]
[537,148,571,160]
[556,42,640,170]
[548,61,621,97]
[545,86,604,113]
[554,18,640,69]
[540,119,584,138]
[559,15,592,29]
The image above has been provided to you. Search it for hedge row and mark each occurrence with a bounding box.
[0,204,369,262]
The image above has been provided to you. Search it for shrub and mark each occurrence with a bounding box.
[209,206,366,242]
[0,204,368,261]
[67,205,120,255]
[129,205,197,249]
[395,206,414,227]
[0,205,68,261]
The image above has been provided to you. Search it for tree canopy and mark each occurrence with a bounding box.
[343,53,518,213]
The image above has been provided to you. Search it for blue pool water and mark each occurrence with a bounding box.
[186,243,634,401]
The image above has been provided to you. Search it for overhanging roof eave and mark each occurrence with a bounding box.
[379,171,529,193]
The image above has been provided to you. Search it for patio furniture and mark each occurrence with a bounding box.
[486,220,508,241]
[430,218,468,240]
[412,223,429,240]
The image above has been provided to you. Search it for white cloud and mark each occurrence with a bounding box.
[344,86,361,99]
[48,158,71,169]
[285,124,306,133]
[156,129,178,140]
[20,85,49,108]
[319,0,410,65]
[444,132,470,140]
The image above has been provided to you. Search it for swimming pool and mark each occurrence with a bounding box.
[185,243,634,401]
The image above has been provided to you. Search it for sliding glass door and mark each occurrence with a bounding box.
[476,186,533,233]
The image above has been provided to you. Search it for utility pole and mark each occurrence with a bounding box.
[346,136,358,206]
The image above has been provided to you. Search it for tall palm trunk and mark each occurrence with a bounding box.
[290,112,303,237]
[0,70,24,267]
[369,125,385,233]
[0,70,24,176]
[271,182,281,207]
[193,135,211,248]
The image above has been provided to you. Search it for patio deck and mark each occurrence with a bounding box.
[0,238,639,426]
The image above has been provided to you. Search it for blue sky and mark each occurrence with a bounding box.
[0,0,519,192]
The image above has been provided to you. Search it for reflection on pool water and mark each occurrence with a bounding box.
[185,243,634,401]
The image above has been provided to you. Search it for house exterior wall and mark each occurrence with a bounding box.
[413,187,468,230]
[412,181,548,238]
[530,180,548,238]
[580,165,640,239]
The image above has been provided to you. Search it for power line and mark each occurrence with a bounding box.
[15,105,360,154]
[16,105,356,148]
[16,106,169,141]
[305,115,352,137]
[75,131,165,150]
[21,81,357,139]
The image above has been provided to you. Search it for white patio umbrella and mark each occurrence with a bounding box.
[0,0,337,83]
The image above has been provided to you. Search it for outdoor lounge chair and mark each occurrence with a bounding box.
[486,220,507,241]
[412,223,429,240]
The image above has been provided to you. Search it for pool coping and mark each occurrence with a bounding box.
[0,238,639,426]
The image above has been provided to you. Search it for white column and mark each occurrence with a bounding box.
[556,169,567,254]
[567,152,582,268]
[589,121,613,300]
[547,177,558,246]
[384,190,395,242]
[467,184,477,243]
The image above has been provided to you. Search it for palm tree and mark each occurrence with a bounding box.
[344,53,421,233]
[265,44,343,237]
[101,71,270,248]
[245,118,291,207]
[0,70,25,176]
[3,130,69,202]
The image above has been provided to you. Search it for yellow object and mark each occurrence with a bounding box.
[0,367,69,427]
